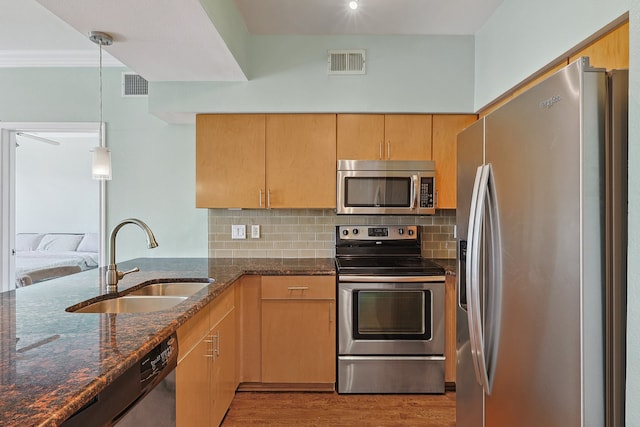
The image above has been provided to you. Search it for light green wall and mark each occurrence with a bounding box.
[149,34,475,122]
[199,0,251,77]
[475,0,638,420]
[0,68,208,261]
[474,0,628,109]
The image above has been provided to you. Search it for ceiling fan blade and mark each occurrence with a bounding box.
[16,132,61,146]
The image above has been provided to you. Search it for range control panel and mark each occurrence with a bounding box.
[337,225,418,241]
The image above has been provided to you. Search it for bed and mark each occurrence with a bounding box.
[15,233,99,287]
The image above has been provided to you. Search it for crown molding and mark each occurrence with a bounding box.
[0,50,123,67]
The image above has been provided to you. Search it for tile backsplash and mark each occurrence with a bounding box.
[208,209,456,259]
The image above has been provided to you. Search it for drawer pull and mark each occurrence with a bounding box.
[287,286,309,291]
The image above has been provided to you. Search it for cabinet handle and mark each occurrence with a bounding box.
[379,142,383,160]
[267,189,271,209]
[205,333,218,358]
[387,141,391,159]
[259,189,263,208]
[287,286,309,291]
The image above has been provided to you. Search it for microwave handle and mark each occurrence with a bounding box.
[411,175,417,209]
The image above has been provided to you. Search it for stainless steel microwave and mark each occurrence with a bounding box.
[336,160,436,215]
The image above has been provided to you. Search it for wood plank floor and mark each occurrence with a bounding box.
[221,391,456,426]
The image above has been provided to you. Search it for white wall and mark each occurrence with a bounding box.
[474,0,638,420]
[15,134,99,233]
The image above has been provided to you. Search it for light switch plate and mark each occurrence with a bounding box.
[251,225,260,239]
[231,224,246,239]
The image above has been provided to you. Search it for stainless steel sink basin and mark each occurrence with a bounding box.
[127,281,210,297]
[73,296,187,313]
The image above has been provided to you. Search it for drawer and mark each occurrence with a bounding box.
[177,303,210,362]
[210,284,235,325]
[261,275,335,300]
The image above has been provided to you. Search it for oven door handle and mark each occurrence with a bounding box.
[338,275,445,283]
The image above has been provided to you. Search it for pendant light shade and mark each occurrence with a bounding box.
[92,146,112,180]
[90,31,113,181]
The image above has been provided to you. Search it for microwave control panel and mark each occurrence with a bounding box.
[419,177,434,208]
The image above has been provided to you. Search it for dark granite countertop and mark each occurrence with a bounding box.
[432,258,457,275]
[0,257,335,427]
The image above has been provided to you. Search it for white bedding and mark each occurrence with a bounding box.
[16,251,99,277]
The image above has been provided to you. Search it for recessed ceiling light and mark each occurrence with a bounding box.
[349,0,358,10]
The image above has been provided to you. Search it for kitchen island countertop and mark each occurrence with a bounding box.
[0,257,335,427]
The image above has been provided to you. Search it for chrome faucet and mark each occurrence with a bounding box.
[105,218,158,293]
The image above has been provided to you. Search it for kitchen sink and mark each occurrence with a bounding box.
[127,281,211,297]
[72,295,188,313]
[68,279,213,314]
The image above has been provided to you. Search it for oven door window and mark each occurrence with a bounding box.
[353,290,431,340]
[344,177,412,208]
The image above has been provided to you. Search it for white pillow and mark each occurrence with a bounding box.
[15,233,45,251]
[36,234,83,252]
[77,233,100,253]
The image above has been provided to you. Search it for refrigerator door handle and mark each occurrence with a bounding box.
[466,165,485,385]
[484,163,503,395]
[468,163,501,395]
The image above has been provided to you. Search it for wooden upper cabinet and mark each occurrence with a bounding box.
[265,114,337,209]
[384,114,432,160]
[196,114,266,208]
[432,114,477,209]
[337,114,432,160]
[336,114,385,160]
[196,113,336,209]
[570,21,629,70]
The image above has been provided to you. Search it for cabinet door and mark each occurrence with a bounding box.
[336,114,385,160]
[384,114,432,160]
[196,114,266,208]
[569,21,628,69]
[176,339,211,426]
[261,299,335,384]
[432,114,477,209]
[265,114,337,208]
[211,308,237,427]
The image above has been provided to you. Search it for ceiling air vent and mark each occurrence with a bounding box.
[328,49,366,75]
[121,72,149,97]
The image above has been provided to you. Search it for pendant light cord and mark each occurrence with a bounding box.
[99,41,104,149]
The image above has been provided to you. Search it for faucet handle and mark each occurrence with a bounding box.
[118,267,140,280]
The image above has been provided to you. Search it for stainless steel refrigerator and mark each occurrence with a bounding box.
[456,58,627,427]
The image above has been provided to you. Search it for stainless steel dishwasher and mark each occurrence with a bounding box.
[63,333,178,427]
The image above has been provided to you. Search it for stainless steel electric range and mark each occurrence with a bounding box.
[335,225,446,394]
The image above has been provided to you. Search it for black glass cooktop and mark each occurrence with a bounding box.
[335,256,445,276]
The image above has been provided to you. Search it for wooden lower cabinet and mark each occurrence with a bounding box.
[176,275,337,426]
[176,284,237,427]
[260,276,336,389]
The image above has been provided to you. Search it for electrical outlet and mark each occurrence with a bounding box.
[231,224,246,239]
[251,225,261,239]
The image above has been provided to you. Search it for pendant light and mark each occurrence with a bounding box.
[89,31,113,180]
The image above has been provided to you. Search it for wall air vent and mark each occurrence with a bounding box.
[328,49,366,75]
[121,72,149,97]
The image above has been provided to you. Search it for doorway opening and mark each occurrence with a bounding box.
[0,122,106,292]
